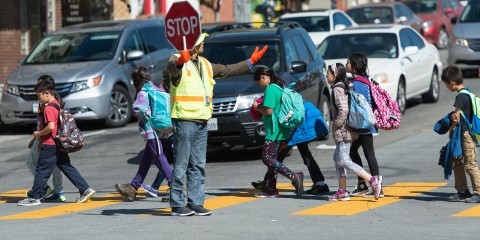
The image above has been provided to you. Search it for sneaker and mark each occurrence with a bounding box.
[187,203,212,216]
[465,194,480,203]
[115,183,137,201]
[171,206,195,216]
[141,183,158,198]
[370,176,382,200]
[363,189,385,198]
[18,198,41,206]
[77,187,96,203]
[448,190,472,202]
[161,188,170,202]
[350,181,369,196]
[26,185,54,200]
[251,180,266,191]
[328,190,350,201]
[306,184,330,195]
[292,172,304,198]
[45,191,67,202]
[254,187,279,198]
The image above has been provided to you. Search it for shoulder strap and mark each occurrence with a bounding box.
[353,76,371,85]
[46,102,61,111]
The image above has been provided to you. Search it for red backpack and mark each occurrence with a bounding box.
[355,76,401,130]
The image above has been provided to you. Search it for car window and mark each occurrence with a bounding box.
[139,26,168,53]
[400,28,413,49]
[405,28,425,49]
[404,0,437,14]
[123,31,145,53]
[24,31,120,64]
[292,35,312,62]
[449,0,459,9]
[301,32,318,59]
[333,12,353,27]
[399,3,415,18]
[280,15,330,32]
[318,33,398,59]
[347,7,394,24]
[459,0,480,23]
[284,37,300,69]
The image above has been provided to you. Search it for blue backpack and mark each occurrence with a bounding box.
[348,90,376,133]
[143,84,172,130]
[272,84,305,129]
[459,89,480,142]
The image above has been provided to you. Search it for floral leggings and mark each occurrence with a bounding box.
[262,140,296,189]
[334,141,364,178]
[27,139,63,194]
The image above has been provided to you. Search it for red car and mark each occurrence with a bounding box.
[401,0,464,49]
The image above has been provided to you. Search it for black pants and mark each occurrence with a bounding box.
[350,134,379,182]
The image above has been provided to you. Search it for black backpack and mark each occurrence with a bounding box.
[47,103,84,153]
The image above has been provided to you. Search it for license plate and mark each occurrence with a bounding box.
[32,102,39,113]
[207,118,218,131]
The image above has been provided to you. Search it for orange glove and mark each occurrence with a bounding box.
[177,50,191,65]
[250,45,268,65]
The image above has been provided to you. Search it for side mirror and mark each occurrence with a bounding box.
[397,16,408,23]
[404,46,419,55]
[126,50,144,60]
[290,61,307,73]
[334,24,346,31]
[450,16,458,24]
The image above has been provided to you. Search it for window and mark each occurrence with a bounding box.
[284,37,300,69]
[405,28,425,49]
[333,12,353,27]
[123,31,144,53]
[292,35,312,62]
[139,26,168,53]
[400,29,413,49]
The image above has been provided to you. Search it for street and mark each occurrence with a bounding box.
[1,51,480,239]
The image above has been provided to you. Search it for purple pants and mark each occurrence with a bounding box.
[131,138,173,189]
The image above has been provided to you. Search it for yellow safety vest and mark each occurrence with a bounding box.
[170,56,215,120]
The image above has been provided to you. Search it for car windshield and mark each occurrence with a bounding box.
[403,0,438,14]
[459,0,480,23]
[317,33,398,59]
[347,7,394,24]
[203,42,281,71]
[24,31,121,64]
[281,16,330,32]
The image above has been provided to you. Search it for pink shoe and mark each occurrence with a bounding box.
[370,176,382,200]
[328,190,350,201]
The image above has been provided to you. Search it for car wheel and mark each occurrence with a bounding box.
[105,85,132,128]
[436,28,449,49]
[421,69,440,103]
[397,80,406,114]
[318,93,331,140]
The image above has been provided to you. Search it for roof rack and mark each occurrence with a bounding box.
[204,21,302,34]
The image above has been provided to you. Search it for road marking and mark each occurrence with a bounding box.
[293,182,446,216]
[453,205,480,217]
[0,189,29,204]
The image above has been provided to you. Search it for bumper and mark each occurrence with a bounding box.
[448,45,480,70]
[208,109,265,146]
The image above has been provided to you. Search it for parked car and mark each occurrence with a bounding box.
[279,9,357,47]
[201,22,331,146]
[346,2,424,34]
[448,0,480,72]
[317,24,443,114]
[1,19,176,128]
[400,0,464,49]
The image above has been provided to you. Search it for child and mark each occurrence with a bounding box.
[327,63,382,201]
[18,75,95,206]
[115,67,173,201]
[346,53,383,198]
[251,66,304,198]
[441,65,480,203]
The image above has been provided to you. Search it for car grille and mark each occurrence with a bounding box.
[212,100,236,114]
[468,39,480,51]
[19,83,72,101]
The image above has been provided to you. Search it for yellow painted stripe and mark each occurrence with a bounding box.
[0,192,149,220]
[0,189,28,204]
[293,182,446,216]
[453,205,480,217]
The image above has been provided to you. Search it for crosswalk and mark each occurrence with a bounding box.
[1,182,479,220]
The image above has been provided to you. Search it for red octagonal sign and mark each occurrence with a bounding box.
[165,1,201,51]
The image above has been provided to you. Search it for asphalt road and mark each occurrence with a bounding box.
[1,50,480,240]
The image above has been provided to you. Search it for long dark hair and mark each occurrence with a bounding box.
[35,75,64,107]
[253,66,285,88]
[328,63,349,93]
[132,66,151,94]
[348,53,368,78]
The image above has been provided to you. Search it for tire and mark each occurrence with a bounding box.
[105,85,132,128]
[421,69,440,103]
[436,28,449,49]
[397,80,406,114]
[318,93,331,140]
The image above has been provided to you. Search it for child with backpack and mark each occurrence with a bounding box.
[251,66,304,198]
[346,53,384,198]
[441,65,480,203]
[327,63,382,201]
[18,75,95,206]
[115,67,173,201]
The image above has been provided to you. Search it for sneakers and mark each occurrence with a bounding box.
[292,172,304,198]
[306,184,330,195]
[369,176,382,200]
[364,189,385,198]
[45,191,67,202]
[141,183,158,198]
[187,203,212,216]
[254,187,279,198]
[465,194,480,203]
[350,181,369,196]
[251,180,266,191]
[18,198,41,206]
[77,187,96,203]
[171,206,195,216]
[328,190,350,201]
[448,190,473,202]
[115,183,137,201]
[26,185,54,201]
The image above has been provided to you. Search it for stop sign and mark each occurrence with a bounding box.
[165,1,201,51]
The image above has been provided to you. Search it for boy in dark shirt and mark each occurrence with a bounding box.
[441,66,480,203]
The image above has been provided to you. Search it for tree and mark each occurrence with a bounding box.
[200,0,221,22]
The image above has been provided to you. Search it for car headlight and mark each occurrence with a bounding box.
[452,37,469,48]
[70,76,102,93]
[236,94,263,110]
[3,83,20,96]
[373,73,389,84]
[422,20,433,29]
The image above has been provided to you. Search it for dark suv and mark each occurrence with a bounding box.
[202,22,331,147]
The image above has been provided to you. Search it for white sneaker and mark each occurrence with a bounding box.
[18,198,41,206]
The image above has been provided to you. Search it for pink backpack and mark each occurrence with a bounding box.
[355,76,401,130]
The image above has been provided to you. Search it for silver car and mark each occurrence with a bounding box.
[448,0,480,71]
[1,19,175,128]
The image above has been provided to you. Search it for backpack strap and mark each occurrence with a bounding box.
[353,76,371,85]
[458,89,479,144]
